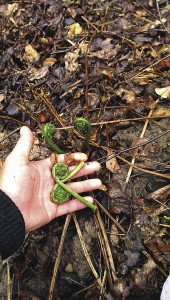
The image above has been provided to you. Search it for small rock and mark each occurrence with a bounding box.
[6,103,22,118]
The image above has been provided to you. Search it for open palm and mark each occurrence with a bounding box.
[0,127,101,231]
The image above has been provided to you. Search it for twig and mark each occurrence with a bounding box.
[94,214,114,290]
[85,49,89,118]
[94,197,126,234]
[99,270,107,300]
[73,213,102,288]
[81,16,100,32]
[0,127,20,143]
[60,80,81,98]
[155,0,169,32]
[56,115,170,130]
[34,89,66,128]
[96,210,117,282]
[0,114,33,128]
[73,281,97,297]
[117,155,170,179]
[98,128,170,163]
[49,214,71,300]
[127,54,170,80]
[125,99,159,185]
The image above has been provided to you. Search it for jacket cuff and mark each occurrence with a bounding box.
[0,189,25,259]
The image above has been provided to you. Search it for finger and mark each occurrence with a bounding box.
[45,152,88,170]
[68,162,101,179]
[7,126,34,165]
[67,178,102,193]
[55,196,94,217]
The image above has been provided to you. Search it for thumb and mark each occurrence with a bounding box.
[9,126,34,164]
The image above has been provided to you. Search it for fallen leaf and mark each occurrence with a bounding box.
[156,58,170,69]
[107,179,131,214]
[155,86,170,99]
[88,92,100,109]
[28,66,49,81]
[135,8,147,17]
[152,108,170,117]
[65,49,79,72]
[129,137,160,158]
[147,237,170,254]
[133,259,156,288]
[0,94,4,102]
[67,23,83,38]
[39,37,53,45]
[101,69,113,79]
[149,184,170,202]
[106,157,121,174]
[6,3,18,16]
[25,44,40,62]
[151,18,167,29]
[79,41,89,55]
[88,45,120,60]
[116,88,136,104]
[43,57,57,67]
[156,44,170,56]
[135,213,159,242]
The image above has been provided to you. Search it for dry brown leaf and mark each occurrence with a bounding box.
[65,49,79,72]
[43,57,57,67]
[147,237,170,254]
[149,184,170,201]
[106,157,121,174]
[129,138,160,158]
[6,3,19,16]
[151,18,167,29]
[28,66,49,81]
[116,88,136,104]
[135,8,147,17]
[88,45,120,60]
[107,179,131,214]
[79,41,89,55]
[0,94,4,102]
[155,86,170,99]
[101,69,113,79]
[67,23,83,38]
[25,44,40,62]
[152,108,170,117]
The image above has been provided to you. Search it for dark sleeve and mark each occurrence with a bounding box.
[0,190,25,259]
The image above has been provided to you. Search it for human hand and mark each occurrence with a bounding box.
[0,126,101,232]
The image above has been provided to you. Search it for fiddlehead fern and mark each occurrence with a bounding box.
[42,123,64,154]
[53,178,97,210]
[73,117,92,151]
[51,185,70,204]
[51,162,97,210]
[52,163,69,181]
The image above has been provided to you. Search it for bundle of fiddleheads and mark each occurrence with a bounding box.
[51,162,97,210]
[73,117,92,151]
[42,123,64,154]
[42,119,97,210]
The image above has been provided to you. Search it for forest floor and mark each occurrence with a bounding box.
[0,0,170,299]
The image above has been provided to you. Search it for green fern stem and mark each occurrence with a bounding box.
[53,178,97,211]
[51,161,97,210]
[42,123,64,154]
[73,117,92,151]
